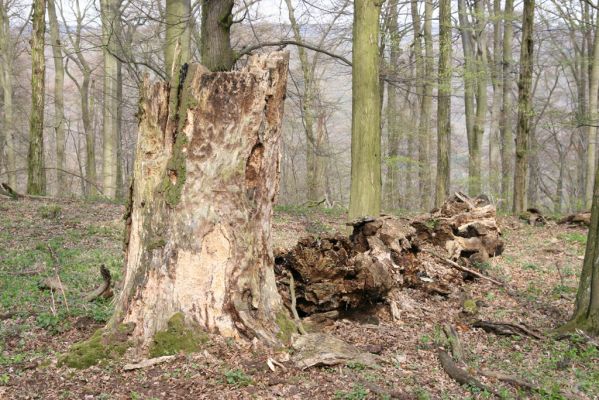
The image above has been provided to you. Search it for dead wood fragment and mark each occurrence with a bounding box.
[83,265,113,302]
[520,208,547,226]
[38,276,68,292]
[0,312,15,320]
[422,249,504,287]
[357,378,415,400]
[558,212,591,227]
[123,355,176,371]
[437,350,495,395]
[291,333,380,369]
[442,325,464,362]
[472,320,542,340]
[478,369,538,392]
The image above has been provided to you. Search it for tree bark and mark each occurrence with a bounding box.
[48,0,67,195]
[419,0,433,210]
[500,0,514,210]
[111,52,290,345]
[27,0,46,195]
[472,0,488,196]
[200,0,234,72]
[488,0,502,199]
[585,17,599,210]
[165,0,190,80]
[436,0,452,207]
[512,0,535,214]
[349,0,382,219]
[101,0,120,199]
[0,1,16,189]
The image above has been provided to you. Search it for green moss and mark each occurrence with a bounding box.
[148,313,208,357]
[159,134,188,207]
[58,324,134,369]
[462,299,478,315]
[146,238,166,251]
[275,311,297,345]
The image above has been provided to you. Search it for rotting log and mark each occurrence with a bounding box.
[412,192,504,263]
[110,52,291,347]
[558,212,591,227]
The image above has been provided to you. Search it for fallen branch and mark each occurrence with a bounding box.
[437,350,496,395]
[472,320,543,340]
[289,274,307,335]
[357,378,414,399]
[422,249,504,287]
[123,355,176,371]
[478,369,538,392]
[0,183,22,199]
[443,325,464,363]
[46,245,69,312]
[83,265,113,302]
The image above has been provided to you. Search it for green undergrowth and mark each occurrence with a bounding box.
[148,313,209,357]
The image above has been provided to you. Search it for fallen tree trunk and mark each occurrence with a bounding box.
[558,212,591,227]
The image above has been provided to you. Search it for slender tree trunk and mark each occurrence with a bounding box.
[0,1,15,188]
[165,0,190,80]
[101,0,120,199]
[435,0,452,207]
[512,0,535,214]
[27,0,46,195]
[116,61,124,199]
[471,0,488,196]
[283,0,322,202]
[555,150,565,215]
[457,0,476,195]
[83,75,97,197]
[111,53,290,345]
[585,19,599,210]
[384,0,400,210]
[488,0,502,199]
[200,0,234,71]
[500,0,514,210]
[48,0,67,195]
[419,0,433,210]
[349,0,382,219]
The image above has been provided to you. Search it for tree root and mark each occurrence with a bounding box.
[472,320,543,340]
[84,265,113,302]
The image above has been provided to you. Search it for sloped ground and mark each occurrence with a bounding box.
[0,198,597,399]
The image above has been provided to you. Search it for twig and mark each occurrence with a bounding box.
[478,369,538,392]
[123,355,176,371]
[422,249,504,287]
[46,244,70,313]
[289,274,307,335]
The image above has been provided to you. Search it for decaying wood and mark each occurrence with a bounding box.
[412,192,504,262]
[473,320,543,340]
[84,265,113,302]
[38,276,67,292]
[422,249,504,287]
[356,378,415,400]
[46,244,69,312]
[111,52,290,346]
[478,369,538,392]
[558,212,591,226]
[438,350,494,395]
[291,333,381,369]
[442,324,464,362]
[123,355,176,371]
[519,207,547,226]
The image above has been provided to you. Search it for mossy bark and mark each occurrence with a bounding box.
[111,52,290,347]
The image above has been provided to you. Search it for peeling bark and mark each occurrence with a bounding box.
[111,52,290,347]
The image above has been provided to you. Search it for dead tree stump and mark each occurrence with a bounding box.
[112,52,290,346]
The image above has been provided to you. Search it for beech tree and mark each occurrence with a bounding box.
[348,0,382,220]
[513,0,535,214]
[27,0,46,195]
[435,0,451,207]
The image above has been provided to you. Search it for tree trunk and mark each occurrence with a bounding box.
[0,1,16,189]
[436,0,452,207]
[472,0,488,196]
[488,0,502,199]
[500,0,514,210]
[384,0,400,210]
[585,18,599,210]
[512,0,535,214]
[165,0,190,80]
[200,0,234,72]
[48,0,67,195]
[83,75,97,197]
[27,0,46,195]
[564,132,599,334]
[349,0,382,220]
[419,0,433,210]
[101,0,120,199]
[111,53,290,345]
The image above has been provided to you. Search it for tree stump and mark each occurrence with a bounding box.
[111,52,290,346]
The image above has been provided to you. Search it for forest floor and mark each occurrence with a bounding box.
[0,198,598,400]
